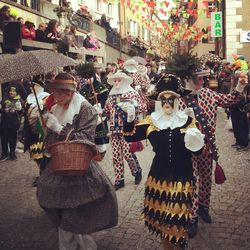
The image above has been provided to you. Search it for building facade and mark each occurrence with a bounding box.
[226,0,250,61]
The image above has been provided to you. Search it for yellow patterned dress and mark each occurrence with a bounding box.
[124,115,200,247]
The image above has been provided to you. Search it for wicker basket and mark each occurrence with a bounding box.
[48,131,93,176]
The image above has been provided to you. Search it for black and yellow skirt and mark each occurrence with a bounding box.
[143,175,193,247]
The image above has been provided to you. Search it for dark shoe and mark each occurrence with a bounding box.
[0,155,9,162]
[188,218,198,238]
[231,142,239,148]
[197,205,212,223]
[114,180,125,191]
[9,154,17,161]
[32,177,39,187]
[135,170,142,185]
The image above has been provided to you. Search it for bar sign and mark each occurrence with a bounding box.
[211,12,223,37]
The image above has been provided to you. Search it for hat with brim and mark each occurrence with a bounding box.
[193,69,210,77]
[107,72,133,86]
[149,75,192,101]
[132,56,147,65]
[46,79,76,91]
[124,59,138,73]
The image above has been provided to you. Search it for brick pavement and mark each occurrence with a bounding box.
[0,110,249,250]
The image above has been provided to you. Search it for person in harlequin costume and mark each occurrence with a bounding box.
[23,75,50,186]
[180,67,248,237]
[123,75,205,249]
[124,59,150,115]
[76,63,109,159]
[103,71,147,190]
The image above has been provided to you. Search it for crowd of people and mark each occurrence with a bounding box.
[0,4,150,59]
[0,49,249,249]
[0,5,102,57]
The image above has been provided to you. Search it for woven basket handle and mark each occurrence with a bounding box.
[65,128,74,142]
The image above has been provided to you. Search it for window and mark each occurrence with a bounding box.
[96,0,102,12]
[129,20,138,37]
[142,27,150,42]
[108,3,112,16]
[127,19,130,34]
[78,0,85,4]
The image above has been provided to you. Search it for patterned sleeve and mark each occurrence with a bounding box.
[213,89,241,108]
[134,92,147,114]
[179,99,188,110]
[103,96,111,121]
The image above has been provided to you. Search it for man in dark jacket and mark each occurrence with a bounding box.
[35,22,47,42]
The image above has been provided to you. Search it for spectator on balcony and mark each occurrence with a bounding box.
[0,5,13,31]
[44,19,61,43]
[112,28,120,46]
[83,33,99,51]
[62,25,79,49]
[100,14,112,32]
[21,21,36,40]
[35,22,47,42]
[90,31,101,49]
[77,5,92,21]
[17,17,25,25]
[59,0,70,7]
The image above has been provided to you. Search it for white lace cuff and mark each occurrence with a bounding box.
[184,127,205,152]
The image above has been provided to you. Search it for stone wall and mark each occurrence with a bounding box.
[226,0,243,61]
[235,0,250,61]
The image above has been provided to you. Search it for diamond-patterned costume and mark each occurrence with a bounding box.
[181,88,241,217]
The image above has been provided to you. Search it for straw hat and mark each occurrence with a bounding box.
[107,71,133,86]
[46,73,76,91]
[124,59,138,73]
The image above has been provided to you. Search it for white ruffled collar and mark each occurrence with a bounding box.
[51,92,86,126]
[150,108,188,130]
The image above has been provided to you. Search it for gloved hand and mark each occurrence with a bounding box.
[117,100,138,113]
[15,100,22,111]
[184,128,205,152]
[93,103,103,115]
[127,104,135,122]
[185,107,195,118]
[45,113,63,134]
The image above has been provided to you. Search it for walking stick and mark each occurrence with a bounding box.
[89,79,106,161]
[89,80,106,129]
[30,78,46,128]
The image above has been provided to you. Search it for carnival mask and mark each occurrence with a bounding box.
[160,94,177,114]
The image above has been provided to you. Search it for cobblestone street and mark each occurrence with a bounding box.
[0,110,249,250]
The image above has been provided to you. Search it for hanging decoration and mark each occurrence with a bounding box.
[102,0,223,53]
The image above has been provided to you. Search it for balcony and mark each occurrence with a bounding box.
[10,0,40,11]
